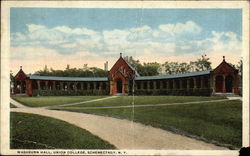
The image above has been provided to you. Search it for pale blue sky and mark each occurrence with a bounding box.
[11,8,242,35]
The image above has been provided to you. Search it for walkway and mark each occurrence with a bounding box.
[43,96,118,108]
[55,99,232,110]
[10,99,227,150]
[227,96,242,101]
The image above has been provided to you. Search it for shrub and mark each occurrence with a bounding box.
[133,88,212,96]
[32,89,109,96]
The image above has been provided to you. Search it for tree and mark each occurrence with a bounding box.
[34,65,50,76]
[179,62,191,73]
[236,59,243,75]
[163,62,179,74]
[83,64,88,71]
[163,62,190,74]
[142,62,161,76]
[163,55,211,74]
[34,65,107,77]
[190,55,212,71]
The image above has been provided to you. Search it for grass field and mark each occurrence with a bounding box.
[12,95,242,149]
[60,96,226,107]
[11,96,107,107]
[10,112,115,149]
[54,99,242,149]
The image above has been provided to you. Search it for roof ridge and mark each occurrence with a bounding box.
[122,57,140,77]
[142,69,212,77]
[136,70,211,80]
[28,75,108,82]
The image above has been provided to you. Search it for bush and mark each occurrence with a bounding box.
[134,88,212,96]
[32,88,212,96]
[32,89,109,96]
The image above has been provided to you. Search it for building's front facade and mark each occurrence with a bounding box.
[12,55,240,96]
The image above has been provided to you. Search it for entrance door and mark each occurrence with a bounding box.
[116,78,123,93]
[225,75,233,93]
[22,81,26,93]
[215,75,223,92]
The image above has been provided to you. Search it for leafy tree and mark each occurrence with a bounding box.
[163,62,178,74]
[179,62,191,73]
[124,56,160,76]
[34,65,107,77]
[142,62,161,76]
[190,55,212,72]
[163,62,191,74]
[236,59,243,75]
[34,55,213,77]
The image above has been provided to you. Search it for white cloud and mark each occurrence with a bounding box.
[11,46,61,61]
[54,26,101,41]
[27,24,46,33]
[27,25,65,41]
[10,46,102,73]
[10,21,242,73]
[53,26,72,34]
[103,29,130,44]
[60,43,77,48]
[15,32,26,41]
[128,25,153,40]
[159,21,202,35]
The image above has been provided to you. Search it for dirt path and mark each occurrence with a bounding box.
[10,99,227,150]
[56,99,231,110]
[10,98,28,108]
[227,97,242,101]
[45,96,118,108]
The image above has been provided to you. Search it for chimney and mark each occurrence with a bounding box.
[104,61,108,71]
[223,56,225,62]
[120,53,122,57]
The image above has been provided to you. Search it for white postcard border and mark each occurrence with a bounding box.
[1,1,249,155]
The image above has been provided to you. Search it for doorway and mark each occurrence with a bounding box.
[116,78,123,93]
[215,75,223,92]
[225,75,233,93]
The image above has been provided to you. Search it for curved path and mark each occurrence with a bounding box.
[55,99,231,110]
[10,99,227,150]
[44,96,118,108]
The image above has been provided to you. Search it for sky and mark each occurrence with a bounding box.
[10,8,242,74]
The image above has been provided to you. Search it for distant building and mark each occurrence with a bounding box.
[12,54,240,96]
[104,61,108,71]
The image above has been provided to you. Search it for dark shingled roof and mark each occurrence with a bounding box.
[135,70,211,80]
[27,70,211,82]
[28,75,108,82]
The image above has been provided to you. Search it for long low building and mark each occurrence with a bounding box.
[12,54,240,96]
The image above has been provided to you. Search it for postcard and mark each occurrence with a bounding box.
[1,1,249,155]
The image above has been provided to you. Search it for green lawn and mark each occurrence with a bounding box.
[10,112,115,149]
[11,96,107,107]
[61,96,226,107]
[12,95,242,149]
[55,99,242,149]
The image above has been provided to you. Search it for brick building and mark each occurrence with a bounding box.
[12,54,240,96]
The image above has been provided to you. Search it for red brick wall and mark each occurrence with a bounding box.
[213,61,239,94]
[109,57,135,95]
